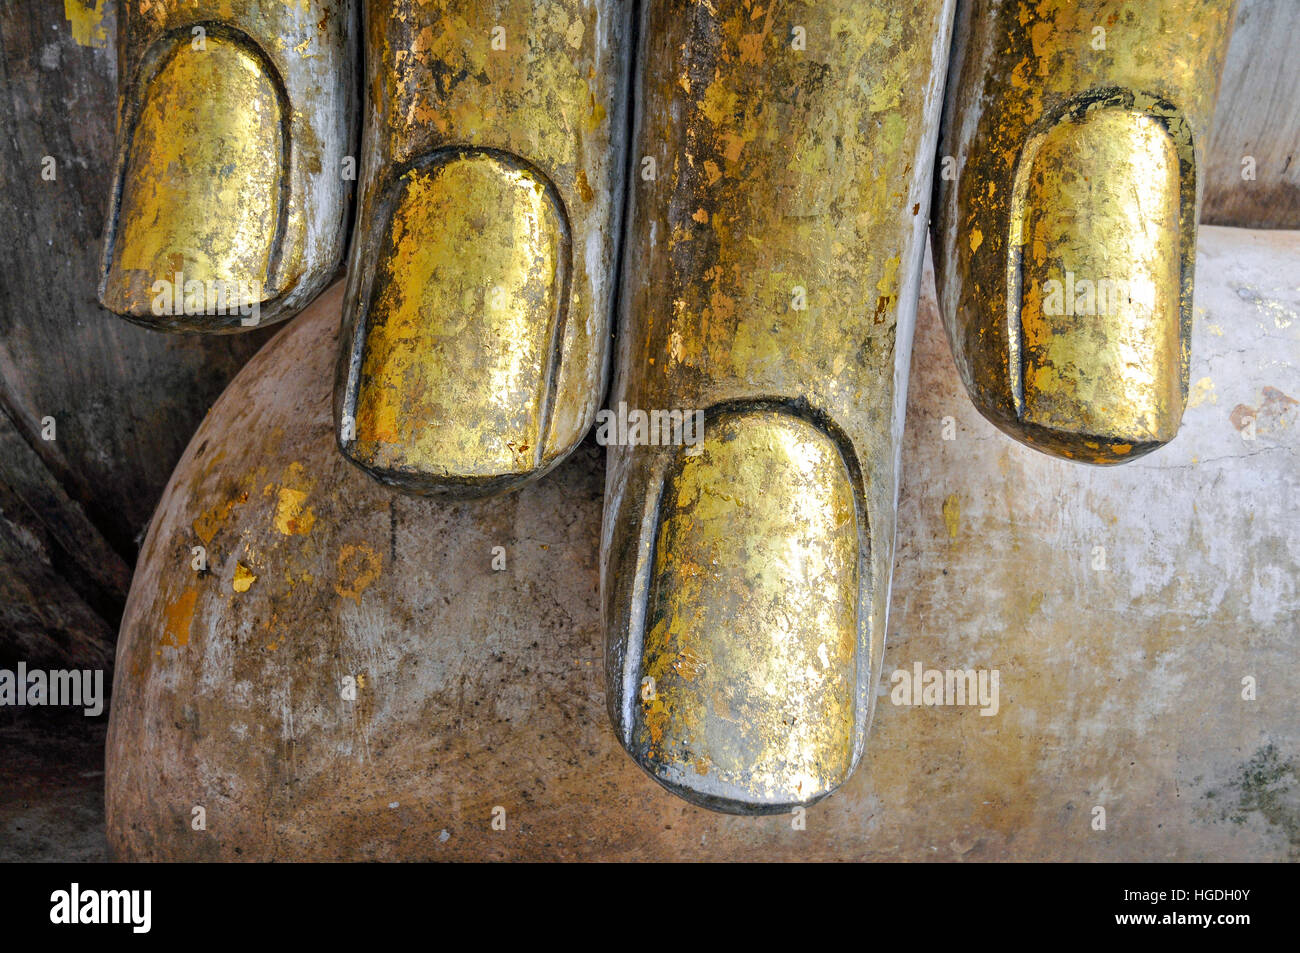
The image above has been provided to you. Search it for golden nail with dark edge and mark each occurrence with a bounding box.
[932,0,1237,463]
[335,0,630,496]
[99,1,355,333]
[604,0,956,813]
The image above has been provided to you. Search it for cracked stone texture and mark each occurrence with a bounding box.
[104,226,1298,860]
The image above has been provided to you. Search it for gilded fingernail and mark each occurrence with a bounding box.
[1013,107,1186,460]
[101,36,285,324]
[343,150,569,493]
[632,411,860,812]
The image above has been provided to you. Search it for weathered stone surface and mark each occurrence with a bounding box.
[1203,0,1300,229]
[0,715,107,861]
[107,228,1298,861]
